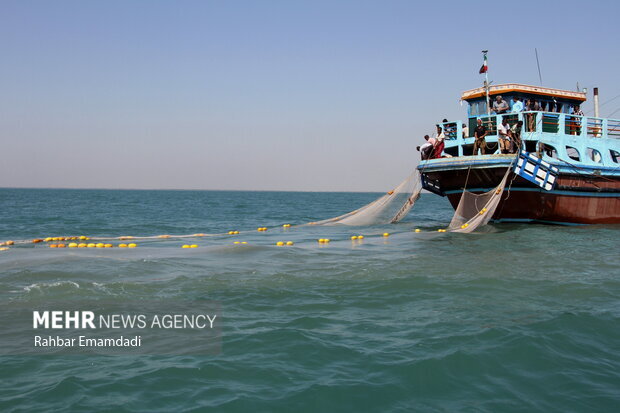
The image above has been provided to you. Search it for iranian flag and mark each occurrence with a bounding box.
[479,52,488,74]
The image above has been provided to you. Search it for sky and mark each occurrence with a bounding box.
[2,0,619,191]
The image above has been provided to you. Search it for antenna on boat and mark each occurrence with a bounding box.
[535,48,543,86]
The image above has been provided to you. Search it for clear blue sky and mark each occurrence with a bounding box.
[2,0,619,191]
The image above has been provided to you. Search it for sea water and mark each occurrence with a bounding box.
[0,188,619,412]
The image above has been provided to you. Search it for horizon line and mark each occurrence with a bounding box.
[0,186,398,194]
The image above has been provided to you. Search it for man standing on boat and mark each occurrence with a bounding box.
[492,95,509,114]
[473,118,487,155]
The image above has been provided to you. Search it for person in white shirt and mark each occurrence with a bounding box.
[497,119,511,154]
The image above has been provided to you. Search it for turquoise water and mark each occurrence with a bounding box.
[1,188,619,412]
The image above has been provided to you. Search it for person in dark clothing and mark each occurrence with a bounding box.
[510,121,523,153]
[473,118,487,155]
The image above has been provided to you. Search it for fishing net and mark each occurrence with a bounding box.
[309,171,422,226]
[447,169,510,233]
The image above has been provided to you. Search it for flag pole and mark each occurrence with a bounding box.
[482,50,490,115]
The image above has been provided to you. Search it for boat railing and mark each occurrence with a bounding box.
[452,112,620,140]
[438,112,619,159]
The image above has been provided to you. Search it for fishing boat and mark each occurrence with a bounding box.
[418,83,620,224]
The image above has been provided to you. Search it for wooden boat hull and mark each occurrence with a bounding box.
[420,156,620,225]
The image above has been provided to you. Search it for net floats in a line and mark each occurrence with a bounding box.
[181,245,199,248]
[51,242,118,248]
[257,227,268,232]
[276,241,294,246]
[45,242,138,248]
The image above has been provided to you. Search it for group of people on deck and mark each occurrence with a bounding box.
[417,95,587,159]
[491,95,583,116]
[473,118,523,155]
[416,120,449,160]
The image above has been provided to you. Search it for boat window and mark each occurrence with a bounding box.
[542,143,558,158]
[469,100,486,117]
[610,149,620,163]
[587,148,602,163]
[566,146,581,161]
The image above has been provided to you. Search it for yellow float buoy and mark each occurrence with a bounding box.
[190,244,198,248]
[383,233,390,237]
[276,241,284,246]
[45,237,53,242]
[87,243,96,248]
[234,241,240,244]
[414,229,421,233]
[194,233,206,237]
[49,244,57,248]
[68,243,78,248]
[182,245,190,248]
[283,224,291,228]
[78,243,87,248]
[33,239,43,244]
[241,241,247,244]
[79,236,87,240]
[6,240,14,245]
[95,243,104,248]
[127,243,137,248]
[57,244,66,248]
[104,243,113,248]
[0,247,8,251]
[351,236,358,240]
[358,235,364,240]
[286,241,294,246]
[118,243,127,248]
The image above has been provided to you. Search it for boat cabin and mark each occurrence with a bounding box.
[437,83,620,168]
[463,83,586,118]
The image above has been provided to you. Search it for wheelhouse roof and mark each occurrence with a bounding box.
[461,83,587,102]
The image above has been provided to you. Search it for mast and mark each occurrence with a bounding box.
[481,50,490,115]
